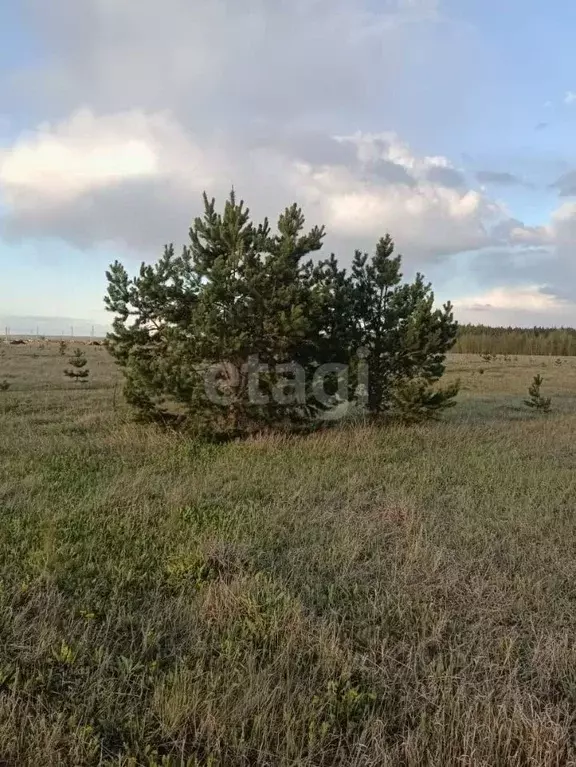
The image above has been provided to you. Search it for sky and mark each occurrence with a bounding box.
[1,0,576,335]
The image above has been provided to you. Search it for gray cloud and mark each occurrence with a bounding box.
[469,239,576,304]
[11,0,443,133]
[550,170,576,196]
[369,159,417,186]
[426,165,466,188]
[476,170,528,187]
[454,243,576,326]
[451,197,576,315]
[489,219,549,246]
[2,177,200,255]
[250,130,359,168]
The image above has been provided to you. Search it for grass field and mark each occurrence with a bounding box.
[1,343,576,765]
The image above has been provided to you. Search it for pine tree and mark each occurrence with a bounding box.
[326,235,459,420]
[390,378,460,423]
[59,340,67,356]
[64,348,89,384]
[524,374,551,413]
[105,192,328,435]
[105,190,459,436]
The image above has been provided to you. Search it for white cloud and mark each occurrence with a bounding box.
[454,285,569,313]
[564,91,576,105]
[0,110,159,204]
[291,151,497,257]
[0,109,227,250]
[453,285,576,327]
[0,111,515,261]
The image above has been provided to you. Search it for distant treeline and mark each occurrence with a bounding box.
[453,324,576,356]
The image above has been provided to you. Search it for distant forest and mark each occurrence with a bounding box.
[453,325,576,356]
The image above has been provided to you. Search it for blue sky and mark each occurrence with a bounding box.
[1,0,576,334]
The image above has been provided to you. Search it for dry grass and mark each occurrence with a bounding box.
[0,344,576,765]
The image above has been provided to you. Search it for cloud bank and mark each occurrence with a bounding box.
[0,0,575,324]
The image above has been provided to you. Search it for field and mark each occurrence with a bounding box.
[1,343,576,765]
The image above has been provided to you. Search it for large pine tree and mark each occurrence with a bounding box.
[105,190,459,436]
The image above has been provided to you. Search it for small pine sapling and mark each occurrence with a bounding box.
[0,380,10,392]
[64,348,89,384]
[59,340,68,356]
[391,378,460,424]
[524,374,551,413]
